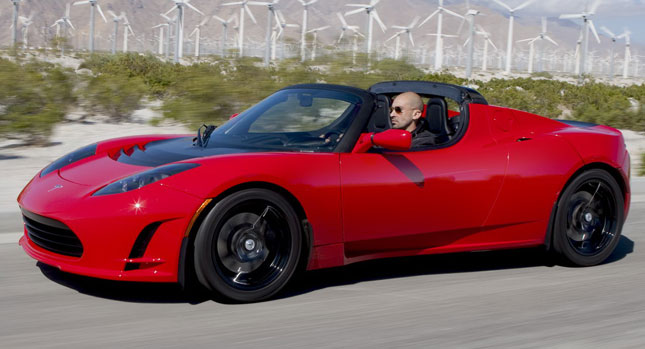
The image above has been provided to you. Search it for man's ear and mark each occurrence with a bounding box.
[411,109,423,121]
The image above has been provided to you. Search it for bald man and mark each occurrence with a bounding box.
[389,92,437,148]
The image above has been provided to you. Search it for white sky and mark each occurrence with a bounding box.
[465,0,645,46]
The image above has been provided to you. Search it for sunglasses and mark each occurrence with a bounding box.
[390,106,404,113]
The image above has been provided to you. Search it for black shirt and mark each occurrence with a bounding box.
[410,120,437,148]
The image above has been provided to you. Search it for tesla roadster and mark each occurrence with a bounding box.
[18,81,630,302]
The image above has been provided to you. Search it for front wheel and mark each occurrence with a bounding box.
[194,189,302,302]
[552,169,624,266]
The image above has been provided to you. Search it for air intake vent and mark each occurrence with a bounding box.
[22,210,83,257]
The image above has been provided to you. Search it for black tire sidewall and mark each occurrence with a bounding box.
[194,188,302,302]
[553,169,624,267]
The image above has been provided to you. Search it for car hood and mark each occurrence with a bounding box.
[59,136,256,186]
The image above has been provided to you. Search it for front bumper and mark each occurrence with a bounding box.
[18,171,205,282]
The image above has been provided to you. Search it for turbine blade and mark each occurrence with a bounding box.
[544,35,558,46]
[589,20,601,43]
[408,32,415,47]
[212,14,226,23]
[66,19,75,30]
[373,10,387,32]
[443,8,463,19]
[600,26,615,38]
[164,5,178,16]
[185,2,205,16]
[488,39,497,50]
[419,10,439,28]
[245,4,257,24]
[345,8,365,16]
[542,17,546,33]
[512,0,535,12]
[73,0,90,5]
[559,14,582,19]
[589,0,602,14]
[96,4,108,23]
[385,32,399,43]
[492,0,512,12]
[337,12,348,27]
[338,30,345,43]
[108,10,117,19]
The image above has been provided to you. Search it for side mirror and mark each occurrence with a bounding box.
[352,129,411,153]
[229,113,239,120]
[372,129,411,151]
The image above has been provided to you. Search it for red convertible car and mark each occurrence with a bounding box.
[18,81,630,302]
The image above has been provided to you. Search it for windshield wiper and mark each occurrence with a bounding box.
[193,124,217,148]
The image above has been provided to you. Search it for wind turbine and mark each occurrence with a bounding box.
[189,16,210,58]
[121,13,134,53]
[161,13,177,59]
[492,0,535,74]
[152,22,169,55]
[386,17,420,60]
[52,3,75,55]
[213,14,237,56]
[461,8,483,80]
[18,12,33,48]
[253,0,281,67]
[222,1,262,57]
[559,0,602,77]
[107,10,122,54]
[306,25,329,61]
[10,0,22,46]
[617,29,631,78]
[600,25,619,80]
[517,17,557,73]
[165,0,205,62]
[73,0,108,53]
[418,0,463,71]
[298,0,319,62]
[345,0,387,60]
[335,12,362,44]
[274,10,299,60]
[473,25,497,71]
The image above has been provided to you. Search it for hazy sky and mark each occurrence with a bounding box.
[470,0,645,46]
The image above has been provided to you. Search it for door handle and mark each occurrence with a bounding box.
[516,137,532,142]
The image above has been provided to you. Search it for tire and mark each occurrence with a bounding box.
[194,188,302,302]
[552,169,624,266]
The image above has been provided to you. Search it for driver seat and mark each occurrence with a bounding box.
[367,94,392,133]
[426,97,452,144]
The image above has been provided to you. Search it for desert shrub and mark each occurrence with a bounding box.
[81,74,147,122]
[0,58,75,144]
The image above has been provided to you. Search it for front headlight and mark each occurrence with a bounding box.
[93,163,200,196]
[41,144,97,177]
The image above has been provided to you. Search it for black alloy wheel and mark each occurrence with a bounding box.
[194,189,302,302]
[552,169,624,266]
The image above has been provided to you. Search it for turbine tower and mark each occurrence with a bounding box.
[254,0,281,67]
[559,0,602,78]
[73,0,108,53]
[107,10,122,54]
[386,17,420,60]
[617,29,631,78]
[121,13,134,53]
[517,17,557,73]
[418,0,463,71]
[189,16,210,58]
[152,22,169,55]
[306,25,329,61]
[335,12,362,44]
[474,25,498,71]
[461,8,483,80]
[298,0,318,62]
[213,14,237,56]
[165,0,205,62]
[492,0,536,74]
[18,12,33,48]
[600,26,618,80]
[11,0,22,46]
[52,3,75,55]
[345,0,387,60]
[222,1,264,57]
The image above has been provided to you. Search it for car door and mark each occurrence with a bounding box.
[339,105,508,259]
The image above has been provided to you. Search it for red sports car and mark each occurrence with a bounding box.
[18,81,630,302]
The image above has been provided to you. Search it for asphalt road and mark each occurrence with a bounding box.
[2,179,645,347]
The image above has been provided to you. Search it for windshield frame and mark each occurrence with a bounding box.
[208,84,375,153]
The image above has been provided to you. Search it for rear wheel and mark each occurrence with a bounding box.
[194,189,302,302]
[552,169,624,266]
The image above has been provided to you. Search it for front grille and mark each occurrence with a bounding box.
[21,210,83,257]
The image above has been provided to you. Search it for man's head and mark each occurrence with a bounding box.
[390,92,424,132]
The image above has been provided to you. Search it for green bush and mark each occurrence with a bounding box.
[81,74,147,122]
[0,58,75,144]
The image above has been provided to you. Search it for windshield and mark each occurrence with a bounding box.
[208,88,362,152]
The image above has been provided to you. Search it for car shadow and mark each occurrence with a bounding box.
[37,236,634,304]
[282,235,635,299]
